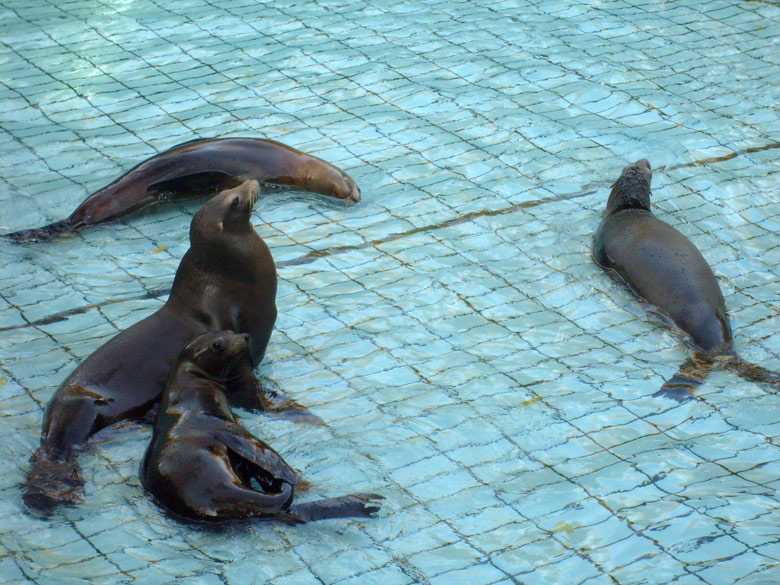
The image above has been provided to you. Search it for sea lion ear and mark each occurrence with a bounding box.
[216,221,223,232]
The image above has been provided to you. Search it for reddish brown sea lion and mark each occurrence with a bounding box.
[5,137,360,241]
[142,331,381,524]
[23,179,311,514]
[593,159,780,400]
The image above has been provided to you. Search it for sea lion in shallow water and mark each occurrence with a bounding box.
[593,159,780,400]
[5,137,360,241]
[142,331,381,524]
[23,180,312,514]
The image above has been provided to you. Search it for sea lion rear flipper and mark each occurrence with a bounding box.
[653,355,714,401]
[654,373,701,402]
[725,355,780,391]
[216,422,298,486]
[285,493,383,523]
[4,220,75,242]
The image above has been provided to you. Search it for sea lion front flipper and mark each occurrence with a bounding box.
[653,355,714,401]
[255,387,325,426]
[22,447,85,516]
[147,171,243,199]
[285,493,383,523]
[215,422,299,486]
[225,369,324,426]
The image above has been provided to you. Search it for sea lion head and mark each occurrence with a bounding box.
[328,171,361,205]
[605,159,652,216]
[182,331,251,380]
[304,163,361,205]
[190,179,260,243]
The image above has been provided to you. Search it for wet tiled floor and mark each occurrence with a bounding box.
[1,1,779,583]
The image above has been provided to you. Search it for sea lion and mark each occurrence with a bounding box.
[5,137,360,241]
[142,331,382,524]
[593,159,780,400]
[23,179,311,514]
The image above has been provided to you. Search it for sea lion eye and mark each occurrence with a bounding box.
[231,197,239,209]
[211,341,223,352]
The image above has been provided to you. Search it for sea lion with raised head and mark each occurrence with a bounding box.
[593,159,780,400]
[5,137,360,241]
[142,331,382,524]
[22,179,313,514]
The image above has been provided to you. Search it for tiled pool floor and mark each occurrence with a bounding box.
[1,1,779,584]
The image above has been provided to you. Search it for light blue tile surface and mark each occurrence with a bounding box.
[1,0,780,583]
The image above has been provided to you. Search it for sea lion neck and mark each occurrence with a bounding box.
[186,212,267,278]
[605,161,652,216]
[162,363,227,411]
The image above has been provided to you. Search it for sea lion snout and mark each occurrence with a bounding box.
[227,179,260,211]
[326,173,361,204]
[345,182,361,204]
[227,332,251,355]
[244,179,260,207]
[620,159,652,181]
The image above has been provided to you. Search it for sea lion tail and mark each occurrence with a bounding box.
[21,446,85,515]
[724,355,780,391]
[4,219,74,242]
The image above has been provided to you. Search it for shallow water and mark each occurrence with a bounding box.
[1,0,780,583]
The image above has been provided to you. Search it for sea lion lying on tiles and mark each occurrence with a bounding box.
[142,331,381,524]
[6,137,360,241]
[593,159,780,400]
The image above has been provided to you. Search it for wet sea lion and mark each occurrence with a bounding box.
[593,159,780,400]
[5,137,360,241]
[23,179,310,514]
[142,331,382,524]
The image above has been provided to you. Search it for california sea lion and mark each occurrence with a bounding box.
[142,331,381,524]
[593,159,780,400]
[5,137,360,241]
[23,179,309,514]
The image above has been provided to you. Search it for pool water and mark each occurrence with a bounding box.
[1,1,779,583]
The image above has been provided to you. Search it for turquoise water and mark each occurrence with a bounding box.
[1,0,780,583]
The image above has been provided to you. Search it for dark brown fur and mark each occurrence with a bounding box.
[5,137,360,241]
[142,331,381,524]
[23,180,279,513]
